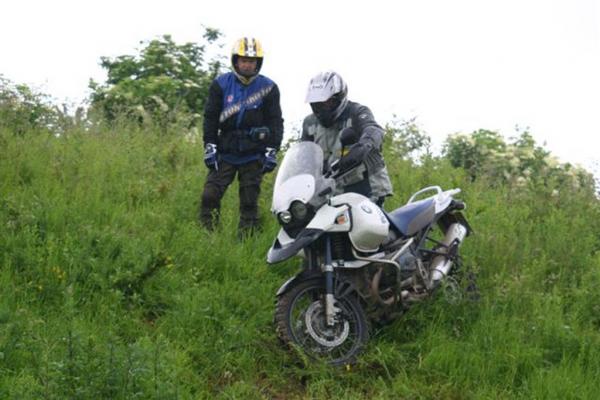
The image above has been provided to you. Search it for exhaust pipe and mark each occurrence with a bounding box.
[429,223,468,287]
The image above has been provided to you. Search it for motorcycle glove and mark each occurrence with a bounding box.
[262,147,278,173]
[204,143,218,171]
[338,142,372,172]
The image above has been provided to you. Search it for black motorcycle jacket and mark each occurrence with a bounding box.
[203,72,284,163]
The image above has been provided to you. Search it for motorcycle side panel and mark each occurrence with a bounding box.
[330,192,389,253]
[434,191,454,213]
[306,203,350,232]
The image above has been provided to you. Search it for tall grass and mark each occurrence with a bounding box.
[1,125,599,398]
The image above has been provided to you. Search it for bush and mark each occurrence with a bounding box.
[0,75,70,135]
[443,128,596,195]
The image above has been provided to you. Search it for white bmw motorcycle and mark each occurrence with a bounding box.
[267,141,472,365]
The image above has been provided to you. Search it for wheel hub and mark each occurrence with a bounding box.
[304,300,350,347]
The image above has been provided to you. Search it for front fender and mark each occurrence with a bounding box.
[276,274,361,300]
[275,274,322,296]
[266,228,324,264]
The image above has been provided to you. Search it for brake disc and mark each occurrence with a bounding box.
[304,301,350,347]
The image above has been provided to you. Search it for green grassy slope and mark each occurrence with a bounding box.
[1,126,599,399]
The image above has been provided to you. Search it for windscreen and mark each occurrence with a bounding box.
[272,142,329,212]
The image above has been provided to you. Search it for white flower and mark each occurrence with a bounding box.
[515,176,527,187]
[150,95,169,112]
[544,155,559,169]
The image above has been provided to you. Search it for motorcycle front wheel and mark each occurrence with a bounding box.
[274,279,370,366]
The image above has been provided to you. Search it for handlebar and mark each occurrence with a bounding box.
[325,159,362,180]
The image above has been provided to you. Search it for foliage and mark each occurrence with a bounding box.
[443,128,596,195]
[88,29,224,127]
[0,75,79,136]
[384,116,432,159]
[2,45,600,396]
[1,122,600,398]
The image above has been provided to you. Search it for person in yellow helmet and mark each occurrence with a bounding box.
[200,37,284,236]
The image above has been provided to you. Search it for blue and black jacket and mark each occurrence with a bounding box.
[203,72,284,165]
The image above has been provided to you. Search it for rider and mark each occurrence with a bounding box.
[200,37,284,236]
[301,71,393,206]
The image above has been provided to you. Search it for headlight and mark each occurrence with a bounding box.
[290,201,308,220]
[278,211,292,224]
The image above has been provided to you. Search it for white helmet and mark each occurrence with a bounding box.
[305,71,348,127]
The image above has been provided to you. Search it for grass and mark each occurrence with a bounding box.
[1,125,599,399]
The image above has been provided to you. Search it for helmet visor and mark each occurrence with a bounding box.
[310,97,340,115]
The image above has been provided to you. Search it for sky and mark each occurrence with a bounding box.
[2,0,599,175]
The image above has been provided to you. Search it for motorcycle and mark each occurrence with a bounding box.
[267,141,473,365]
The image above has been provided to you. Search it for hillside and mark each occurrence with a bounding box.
[1,125,600,399]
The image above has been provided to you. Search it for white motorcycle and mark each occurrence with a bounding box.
[267,141,472,365]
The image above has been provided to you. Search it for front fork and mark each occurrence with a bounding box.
[322,235,337,326]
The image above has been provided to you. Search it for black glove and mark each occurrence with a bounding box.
[338,143,371,172]
[340,126,359,148]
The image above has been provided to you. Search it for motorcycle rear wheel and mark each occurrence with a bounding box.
[274,279,370,366]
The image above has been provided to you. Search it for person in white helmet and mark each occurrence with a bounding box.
[200,37,284,236]
[301,71,393,206]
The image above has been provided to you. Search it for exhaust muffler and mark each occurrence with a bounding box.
[429,223,468,287]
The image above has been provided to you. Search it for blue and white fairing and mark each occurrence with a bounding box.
[268,142,334,264]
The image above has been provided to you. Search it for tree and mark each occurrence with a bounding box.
[0,75,67,135]
[88,28,223,126]
[384,117,431,160]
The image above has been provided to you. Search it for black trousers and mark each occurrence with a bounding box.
[199,160,263,232]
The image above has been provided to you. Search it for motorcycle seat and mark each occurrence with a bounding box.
[384,198,436,236]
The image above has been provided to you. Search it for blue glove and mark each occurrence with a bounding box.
[204,143,218,170]
[262,147,277,173]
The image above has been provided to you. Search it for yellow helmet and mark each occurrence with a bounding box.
[231,37,264,83]
[232,37,264,58]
